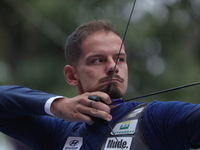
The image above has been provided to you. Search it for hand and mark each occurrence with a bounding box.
[50,92,112,125]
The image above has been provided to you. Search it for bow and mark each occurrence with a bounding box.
[109,0,200,103]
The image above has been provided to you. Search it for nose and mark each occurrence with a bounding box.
[106,58,119,75]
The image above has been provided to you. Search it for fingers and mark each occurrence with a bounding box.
[78,101,112,122]
[77,113,94,125]
[90,108,98,115]
[78,92,111,114]
[81,92,113,124]
[50,91,112,125]
[88,99,110,113]
[88,100,93,107]
[86,91,112,105]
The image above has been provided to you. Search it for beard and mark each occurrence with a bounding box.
[101,82,123,99]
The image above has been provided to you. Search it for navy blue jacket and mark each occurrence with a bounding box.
[0,85,199,150]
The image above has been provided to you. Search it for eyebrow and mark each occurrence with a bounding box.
[85,52,126,61]
[86,54,104,59]
[116,53,127,57]
[87,53,126,58]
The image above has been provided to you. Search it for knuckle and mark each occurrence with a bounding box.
[101,111,111,120]
[76,104,83,112]
[77,97,86,104]
[84,92,90,96]
[95,101,101,108]
[95,102,110,113]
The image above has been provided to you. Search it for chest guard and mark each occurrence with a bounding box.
[98,104,152,150]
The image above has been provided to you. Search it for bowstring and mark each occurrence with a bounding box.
[108,124,123,150]
[106,0,137,92]
[106,0,200,102]
[124,81,200,102]
[106,1,137,150]
[105,0,200,148]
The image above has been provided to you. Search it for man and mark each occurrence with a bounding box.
[0,20,200,150]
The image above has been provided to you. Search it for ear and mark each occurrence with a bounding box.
[63,65,79,87]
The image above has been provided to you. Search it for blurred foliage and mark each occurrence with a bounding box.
[0,0,200,149]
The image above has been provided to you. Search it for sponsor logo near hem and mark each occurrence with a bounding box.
[62,137,83,150]
[69,140,79,146]
[104,137,132,150]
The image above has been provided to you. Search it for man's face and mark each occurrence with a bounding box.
[74,31,128,99]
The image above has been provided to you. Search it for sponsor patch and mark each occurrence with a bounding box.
[111,120,138,135]
[62,137,83,150]
[127,107,144,119]
[104,137,132,150]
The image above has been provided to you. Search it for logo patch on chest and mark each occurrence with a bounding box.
[127,107,144,119]
[111,120,138,135]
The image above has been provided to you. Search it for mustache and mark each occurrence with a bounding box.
[98,75,124,83]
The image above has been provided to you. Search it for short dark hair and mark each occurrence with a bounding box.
[65,20,121,67]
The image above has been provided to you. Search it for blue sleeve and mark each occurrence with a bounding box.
[0,85,68,149]
[142,100,196,150]
[0,85,57,117]
[185,104,200,149]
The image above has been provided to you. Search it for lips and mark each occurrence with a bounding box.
[99,75,124,84]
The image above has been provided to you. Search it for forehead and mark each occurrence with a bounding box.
[80,31,125,57]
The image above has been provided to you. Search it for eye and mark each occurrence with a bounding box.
[91,58,103,64]
[116,57,125,63]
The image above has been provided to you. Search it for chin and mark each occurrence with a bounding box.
[101,83,124,99]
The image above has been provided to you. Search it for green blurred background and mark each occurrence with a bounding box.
[0,0,200,149]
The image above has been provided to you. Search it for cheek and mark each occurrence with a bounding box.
[122,66,128,87]
[78,69,103,92]
[78,68,100,84]
[122,65,128,79]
